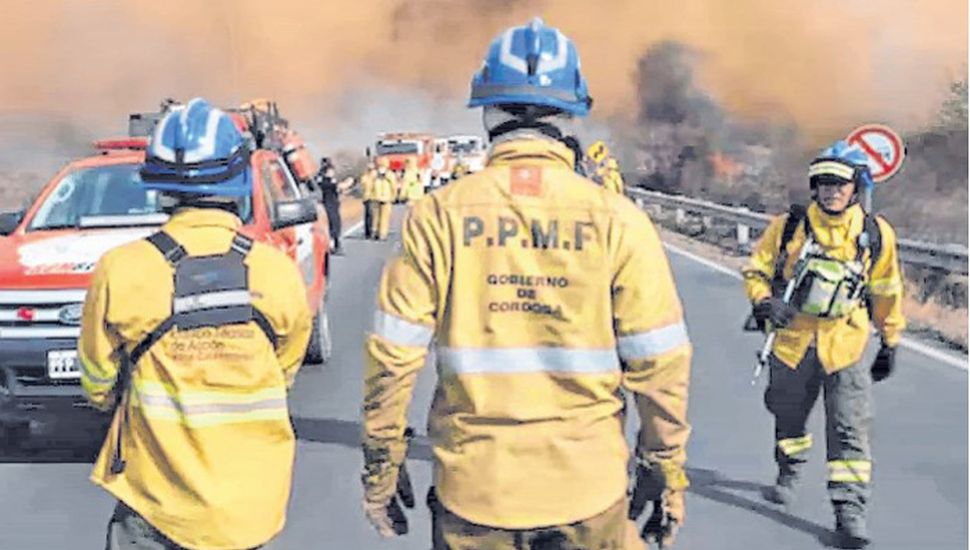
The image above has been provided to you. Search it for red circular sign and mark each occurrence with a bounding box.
[846,124,906,183]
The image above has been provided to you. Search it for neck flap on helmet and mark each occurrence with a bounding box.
[483,104,572,142]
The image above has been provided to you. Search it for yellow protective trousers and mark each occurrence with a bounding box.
[376,202,392,240]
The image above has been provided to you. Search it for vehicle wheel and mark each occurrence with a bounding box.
[305,297,333,365]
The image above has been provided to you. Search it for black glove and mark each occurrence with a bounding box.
[629,462,685,548]
[870,343,896,382]
[753,297,796,329]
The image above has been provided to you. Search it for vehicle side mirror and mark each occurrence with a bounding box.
[0,210,25,236]
[272,198,317,230]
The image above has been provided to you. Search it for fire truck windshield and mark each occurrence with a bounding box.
[28,164,252,230]
[448,140,481,154]
[376,141,421,155]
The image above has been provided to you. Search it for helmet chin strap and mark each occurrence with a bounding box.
[811,180,860,216]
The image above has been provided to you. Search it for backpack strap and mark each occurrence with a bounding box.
[252,309,280,350]
[770,204,807,294]
[229,232,254,258]
[237,232,278,349]
[857,214,883,273]
[126,231,186,366]
[146,231,187,266]
[129,318,177,367]
[780,204,807,252]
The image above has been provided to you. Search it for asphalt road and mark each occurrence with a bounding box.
[0,206,966,549]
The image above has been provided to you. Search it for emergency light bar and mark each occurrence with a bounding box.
[94,138,148,151]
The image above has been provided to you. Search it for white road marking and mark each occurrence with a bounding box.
[341,219,364,238]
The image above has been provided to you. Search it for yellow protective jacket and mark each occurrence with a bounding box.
[363,138,692,529]
[602,169,625,195]
[401,168,424,201]
[742,202,905,372]
[360,169,377,201]
[373,171,397,203]
[79,209,312,550]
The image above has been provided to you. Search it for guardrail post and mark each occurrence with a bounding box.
[737,206,751,246]
[675,207,685,227]
[737,222,750,246]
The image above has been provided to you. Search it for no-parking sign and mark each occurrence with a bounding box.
[846,124,906,183]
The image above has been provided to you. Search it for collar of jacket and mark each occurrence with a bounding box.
[807,202,864,248]
[166,208,243,231]
[487,138,576,170]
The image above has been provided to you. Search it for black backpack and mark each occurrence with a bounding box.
[110,231,277,474]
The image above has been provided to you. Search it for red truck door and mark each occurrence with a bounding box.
[261,158,316,287]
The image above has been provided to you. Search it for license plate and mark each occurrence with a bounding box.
[48,350,81,379]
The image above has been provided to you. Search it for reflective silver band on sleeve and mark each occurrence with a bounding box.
[372,310,435,348]
[616,321,690,362]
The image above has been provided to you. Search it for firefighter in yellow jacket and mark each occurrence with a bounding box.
[451,155,469,180]
[586,140,609,183]
[361,160,377,239]
[400,157,425,203]
[372,157,397,240]
[742,141,905,549]
[79,99,312,550]
[603,157,626,195]
[362,19,691,549]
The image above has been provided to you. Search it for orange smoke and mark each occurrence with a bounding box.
[0,0,964,145]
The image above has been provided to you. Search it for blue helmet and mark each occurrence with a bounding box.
[140,98,251,197]
[468,18,592,116]
[808,140,874,192]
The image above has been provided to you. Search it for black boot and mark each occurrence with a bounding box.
[763,472,798,505]
[835,509,870,549]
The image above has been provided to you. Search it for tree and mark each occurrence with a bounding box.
[936,77,968,131]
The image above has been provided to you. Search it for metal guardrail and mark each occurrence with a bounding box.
[627,188,970,275]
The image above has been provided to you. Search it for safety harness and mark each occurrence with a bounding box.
[771,205,884,318]
[111,231,277,474]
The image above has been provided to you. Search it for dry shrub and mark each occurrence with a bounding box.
[902,280,968,351]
